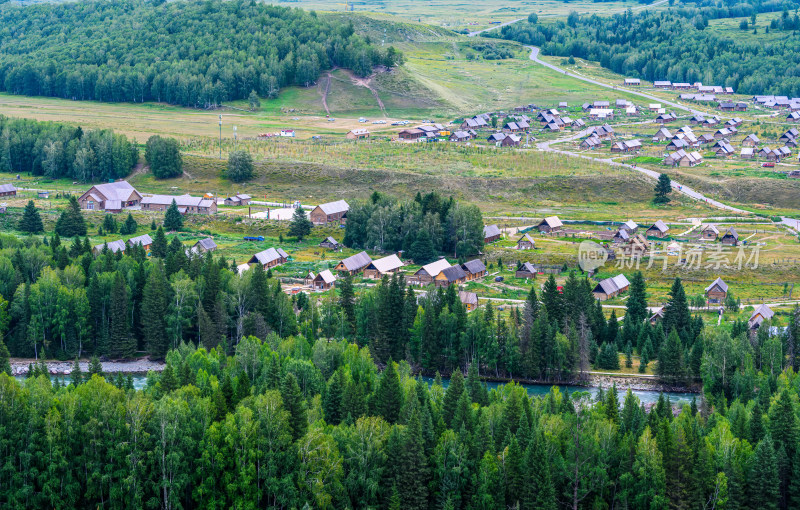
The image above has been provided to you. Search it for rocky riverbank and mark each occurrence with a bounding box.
[10,358,166,376]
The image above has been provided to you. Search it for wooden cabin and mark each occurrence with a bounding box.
[699,224,719,241]
[721,227,740,246]
[319,237,341,251]
[248,248,289,269]
[310,200,349,226]
[483,224,502,243]
[591,274,630,301]
[334,251,372,276]
[537,216,564,233]
[461,259,487,280]
[517,233,535,250]
[413,259,451,285]
[645,220,670,238]
[704,277,728,304]
[363,254,404,279]
[515,262,537,279]
[312,270,337,290]
[435,265,467,287]
[127,234,154,253]
[459,291,478,312]
[748,304,774,330]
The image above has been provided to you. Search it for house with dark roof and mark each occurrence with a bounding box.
[141,194,217,214]
[613,229,630,243]
[248,248,289,269]
[483,224,502,243]
[310,200,349,225]
[461,259,487,280]
[620,220,638,234]
[704,277,728,303]
[79,181,142,212]
[699,224,719,240]
[223,194,252,206]
[334,251,372,275]
[742,134,760,147]
[435,264,467,287]
[92,239,127,255]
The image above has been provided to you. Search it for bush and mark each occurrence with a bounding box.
[226,150,254,183]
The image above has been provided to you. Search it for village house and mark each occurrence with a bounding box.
[127,234,153,252]
[742,134,760,146]
[654,81,671,88]
[398,128,425,140]
[780,128,799,143]
[141,194,217,214]
[667,139,691,151]
[625,106,639,116]
[740,147,755,159]
[613,229,630,243]
[458,291,478,311]
[665,149,703,167]
[461,117,488,130]
[449,131,472,142]
[0,184,17,197]
[705,277,728,304]
[652,127,672,142]
[672,82,692,90]
[413,258,451,285]
[580,136,602,149]
[721,227,740,246]
[363,254,404,279]
[310,200,349,225]
[515,262,538,279]
[334,251,372,275]
[78,181,142,212]
[788,112,800,123]
[646,220,670,238]
[655,113,676,124]
[589,108,614,120]
[92,239,127,255]
[483,224,502,243]
[248,247,289,269]
[312,270,337,291]
[193,238,217,254]
[719,101,735,112]
[223,194,252,206]
[487,133,521,146]
[748,304,774,330]
[591,274,631,301]
[611,140,642,153]
[649,103,661,112]
[319,236,341,250]
[517,233,535,249]
[346,128,370,140]
[586,124,615,140]
[537,216,564,233]
[714,142,735,157]
[649,307,665,324]
[623,234,650,257]
[461,259,487,280]
[624,78,641,86]
[435,264,467,287]
[690,115,705,124]
[699,224,719,240]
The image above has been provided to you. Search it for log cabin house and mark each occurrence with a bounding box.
[127,234,154,252]
[515,262,537,279]
[248,248,289,269]
[334,251,372,276]
[0,184,17,197]
[459,291,478,312]
[363,254,404,279]
[319,237,341,250]
[435,264,467,287]
[699,224,719,240]
[704,277,728,304]
[645,220,670,238]
[312,270,337,290]
[483,224,502,243]
[310,200,349,225]
[537,216,563,233]
[721,227,740,246]
[92,239,127,255]
[517,233,535,250]
[79,181,142,212]
[461,259,487,280]
[413,259,451,285]
[748,304,774,330]
[591,274,631,301]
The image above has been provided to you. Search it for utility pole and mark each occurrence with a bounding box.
[233,126,237,150]
[218,115,222,159]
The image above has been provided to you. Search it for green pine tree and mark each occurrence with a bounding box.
[442,368,466,427]
[338,273,356,335]
[102,213,118,234]
[656,329,685,385]
[522,432,557,510]
[55,196,87,237]
[163,199,183,230]
[142,263,169,358]
[371,360,403,423]
[108,272,133,358]
[626,271,648,324]
[0,338,11,375]
[662,278,691,341]
[747,437,780,510]
[88,356,103,378]
[281,373,308,440]
[18,200,44,233]
[654,173,672,204]
[121,213,137,235]
[151,226,168,258]
[70,358,83,385]
[288,206,312,241]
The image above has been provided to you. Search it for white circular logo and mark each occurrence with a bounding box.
[578,241,608,271]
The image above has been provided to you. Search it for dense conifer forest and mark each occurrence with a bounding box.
[493,7,800,96]
[0,0,401,106]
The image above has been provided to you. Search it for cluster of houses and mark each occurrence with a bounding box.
[581,100,639,119]
[76,180,258,215]
[398,124,451,141]
[753,95,800,111]
[580,124,616,149]
[91,233,217,256]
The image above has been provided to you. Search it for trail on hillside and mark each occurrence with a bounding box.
[333,69,388,117]
[318,72,332,115]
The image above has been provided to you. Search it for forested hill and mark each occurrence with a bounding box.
[0,0,401,106]
[493,9,800,97]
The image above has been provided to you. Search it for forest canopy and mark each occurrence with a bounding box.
[492,8,800,97]
[0,116,139,181]
[0,0,402,107]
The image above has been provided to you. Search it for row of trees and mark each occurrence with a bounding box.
[0,115,138,181]
[4,325,800,508]
[343,192,485,262]
[0,0,403,106]
[493,9,800,96]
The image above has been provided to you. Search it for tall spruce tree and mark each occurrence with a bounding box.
[120,212,137,235]
[163,199,183,230]
[108,272,132,358]
[18,200,44,233]
[396,409,430,510]
[288,206,312,241]
[662,278,691,342]
[747,437,780,510]
[142,263,169,358]
[338,273,356,335]
[371,360,403,423]
[151,226,168,258]
[626,271,648,324]
[522,431,556,510]
[281,373,307,440]
[656,329,686,384]
[55,196,87,237]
